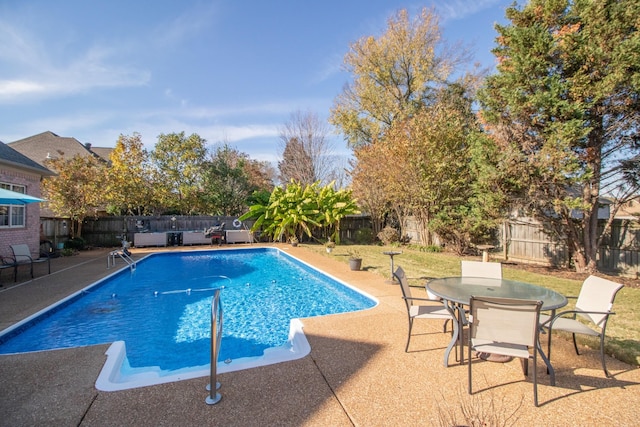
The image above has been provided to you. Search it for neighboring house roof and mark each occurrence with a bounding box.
[8,131,112,168]
[90,146,113,161]
[0,141,56,176]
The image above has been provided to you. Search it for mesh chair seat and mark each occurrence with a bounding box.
[539,314,601,336]
[410,305,452,319]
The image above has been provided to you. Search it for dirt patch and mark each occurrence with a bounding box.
[503,261,640,289]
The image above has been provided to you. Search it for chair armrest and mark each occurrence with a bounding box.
[14,254,34,264]
[542,309,615,328]
[0,256,16,267]
[1,255,14,263]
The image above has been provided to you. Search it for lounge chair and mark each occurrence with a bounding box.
[10,244,51,281]
[205,223,226,245]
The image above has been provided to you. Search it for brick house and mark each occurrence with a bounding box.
[0,142,55,260]
[8,131,113,244]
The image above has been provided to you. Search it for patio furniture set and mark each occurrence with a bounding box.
[394,260,624,407]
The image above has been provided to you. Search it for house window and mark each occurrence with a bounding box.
[0,183,27,228]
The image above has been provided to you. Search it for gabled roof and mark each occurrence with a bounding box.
[8,131,112,168]
[0,141,55,176]
[89,146,113,162]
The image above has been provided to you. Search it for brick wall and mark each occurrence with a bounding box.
[0,166,43,259]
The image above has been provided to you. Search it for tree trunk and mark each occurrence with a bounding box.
[75,217,84,239]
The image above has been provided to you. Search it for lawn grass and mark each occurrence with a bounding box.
[302,243,640,366]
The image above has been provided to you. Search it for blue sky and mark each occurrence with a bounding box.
[0,0,514,162]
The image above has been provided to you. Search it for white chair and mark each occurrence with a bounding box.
[540,275,623,377]
[394,266,454,352]
[461,260,502,279]
[468,296,551,407]
[452,260,503,344]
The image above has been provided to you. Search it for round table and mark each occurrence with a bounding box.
[426,276,567,367]
[427,277,567,310]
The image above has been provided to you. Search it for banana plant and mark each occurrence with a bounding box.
[316,183,360,244]
[240,181,322,242]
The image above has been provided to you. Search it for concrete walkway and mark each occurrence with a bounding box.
[0,244,639,426]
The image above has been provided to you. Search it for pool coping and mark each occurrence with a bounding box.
[95,318,311,391]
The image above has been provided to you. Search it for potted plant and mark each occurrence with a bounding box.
[348,249,362,271]
[325,241,336,253]
[290,236,299,247]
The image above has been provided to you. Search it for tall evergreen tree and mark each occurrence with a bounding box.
[479,0,640,272]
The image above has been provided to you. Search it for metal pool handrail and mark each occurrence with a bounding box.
[206,288,223,405]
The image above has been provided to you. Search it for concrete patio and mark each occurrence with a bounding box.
[0,244,638,426]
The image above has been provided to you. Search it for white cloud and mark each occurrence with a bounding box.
[0,18,150,103]
[0,80,46,96]
[152,2,219,48]
[431,0,501,22]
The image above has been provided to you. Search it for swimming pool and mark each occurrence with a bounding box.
[0,248,377,390]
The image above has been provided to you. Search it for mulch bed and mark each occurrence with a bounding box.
[504,261,640,289]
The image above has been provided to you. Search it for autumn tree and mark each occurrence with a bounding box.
[202,144,274,216]
[278,110,340,186]
[348,145,390,236]
[330,8,472,147]
[351,83,502,250]
[479,0,640,272]
[151,132,207,214]
[279,137,314,184]
[335,7,493,248]
[104,133,157,215]
[42,154,105,238]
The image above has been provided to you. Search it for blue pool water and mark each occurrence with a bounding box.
[0,248,376,382]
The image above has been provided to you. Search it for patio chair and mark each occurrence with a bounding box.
[10,244,51,281]
[394,266,454,352]
[451,260,503,339]
[204,223,226,245]
[468,296,548,407]
[0,256,16,286]
[461,260,502,279]
[540,275,623,377]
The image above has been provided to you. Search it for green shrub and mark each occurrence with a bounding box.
[354,228,374,244]
[60,248,75,256]
[64,237,86,250]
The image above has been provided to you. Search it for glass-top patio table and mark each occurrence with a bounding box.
[426,277,567,368]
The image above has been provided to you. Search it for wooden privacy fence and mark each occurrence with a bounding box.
[59,215,374,248]
[46,214,640,276]
[500,218,640,277]
[79,216,246,247]
[500,219,570,267]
